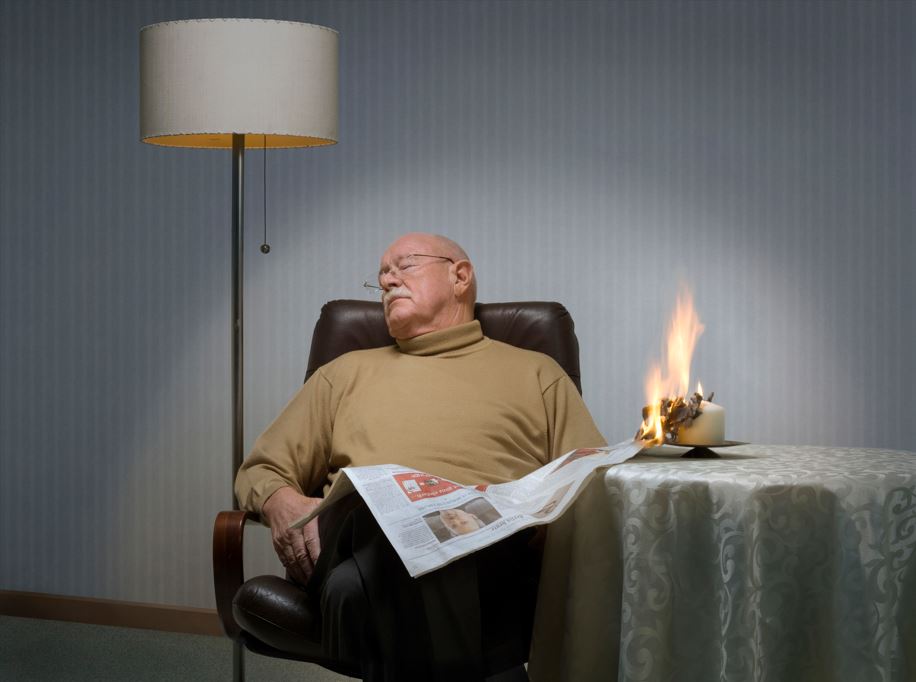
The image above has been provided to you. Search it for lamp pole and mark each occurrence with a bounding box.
[231,133,245,681]
[231,133,245,512]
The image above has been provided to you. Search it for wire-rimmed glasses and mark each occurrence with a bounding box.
[362,253,455,292]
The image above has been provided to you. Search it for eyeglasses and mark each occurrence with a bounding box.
[362,253,455,292]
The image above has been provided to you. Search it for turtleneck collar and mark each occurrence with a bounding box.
[396,320,487,357]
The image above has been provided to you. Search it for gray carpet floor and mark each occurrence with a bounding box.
[0,616,355,681]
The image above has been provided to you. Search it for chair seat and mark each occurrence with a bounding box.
[231,575,353,669]
[233,575,362,676]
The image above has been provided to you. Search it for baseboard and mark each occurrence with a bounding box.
[0,590,223,637]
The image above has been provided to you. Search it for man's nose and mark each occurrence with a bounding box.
[379,269,401,290]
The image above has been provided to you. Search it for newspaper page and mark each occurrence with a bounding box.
[290,439,644,578]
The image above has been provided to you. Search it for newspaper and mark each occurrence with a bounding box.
[290,439,644,578]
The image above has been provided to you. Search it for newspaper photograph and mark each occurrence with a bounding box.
[290,439,644,578]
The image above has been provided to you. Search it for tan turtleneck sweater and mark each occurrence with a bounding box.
[234,320,606,514]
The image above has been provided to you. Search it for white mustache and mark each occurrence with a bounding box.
[383,286,412,308]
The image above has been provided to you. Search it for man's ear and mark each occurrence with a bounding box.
[452,260,473,297]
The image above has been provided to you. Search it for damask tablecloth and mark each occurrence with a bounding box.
[528,445,916,682]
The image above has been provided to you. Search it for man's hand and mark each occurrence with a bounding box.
[261,487,322,586]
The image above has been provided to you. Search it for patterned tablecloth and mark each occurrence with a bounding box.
[528,445,916,682]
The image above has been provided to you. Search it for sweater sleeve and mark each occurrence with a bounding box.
[233,369,336,515]
[543,374,608,458]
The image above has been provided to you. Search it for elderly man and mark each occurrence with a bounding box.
[235,233,605,681]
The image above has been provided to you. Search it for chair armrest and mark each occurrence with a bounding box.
[213,510,261,640]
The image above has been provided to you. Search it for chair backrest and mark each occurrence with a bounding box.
[305,300,583,394]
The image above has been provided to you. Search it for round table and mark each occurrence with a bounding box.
[529,444,916,682]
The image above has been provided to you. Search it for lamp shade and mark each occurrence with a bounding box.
[140,18,338,148]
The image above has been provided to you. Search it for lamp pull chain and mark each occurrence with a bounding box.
[260,134,271,254]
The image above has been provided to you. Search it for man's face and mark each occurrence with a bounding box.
[439,508,480,535]
[379,236,458,339]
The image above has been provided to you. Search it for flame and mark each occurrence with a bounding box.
[641,365,666,445]
[666,289,705,396]
[638,287,705,445]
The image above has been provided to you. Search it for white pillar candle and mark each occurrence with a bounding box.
[676,401,725,445]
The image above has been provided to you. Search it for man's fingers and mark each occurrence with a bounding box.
[286,561,308,586]
[285,527,317,585]
[273,537,295,566]
[298,518,321,574]
[275,545,313,586]
[273,530,307,571]
[286,528,312,565]
[305,518,321,558]
[273,529,296,557]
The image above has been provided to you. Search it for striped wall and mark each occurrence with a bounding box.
[1,0,912,609]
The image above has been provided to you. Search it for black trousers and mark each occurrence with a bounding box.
[304,493,541,682]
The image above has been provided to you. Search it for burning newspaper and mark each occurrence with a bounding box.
[290,439,643,577]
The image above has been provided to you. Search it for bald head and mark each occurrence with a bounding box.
[425,234,469,261]
[378,233,477,340]
[439,508,482,536]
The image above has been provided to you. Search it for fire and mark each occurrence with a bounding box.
[637,287,705,446]
[666,290,705,397]
[642,366,665,444]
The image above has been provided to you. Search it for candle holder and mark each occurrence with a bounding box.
[677,441,747,458]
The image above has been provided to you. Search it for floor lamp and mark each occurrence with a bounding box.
[139,18,338,681]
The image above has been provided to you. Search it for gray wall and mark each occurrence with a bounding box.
[1,0,912,609]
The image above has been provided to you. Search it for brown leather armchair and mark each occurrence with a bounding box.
[213,300,584,678]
